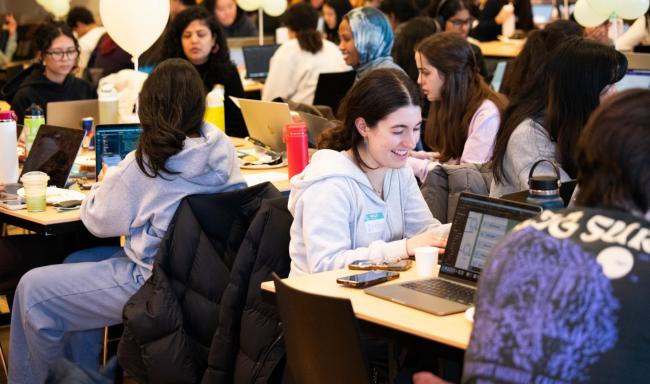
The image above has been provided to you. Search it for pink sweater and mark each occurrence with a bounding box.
[409,99,500,181]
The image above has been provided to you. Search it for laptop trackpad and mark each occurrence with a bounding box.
[365,285,469,316]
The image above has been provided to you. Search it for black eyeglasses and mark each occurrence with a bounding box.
[448,18,472,27]
[44,49,79,60]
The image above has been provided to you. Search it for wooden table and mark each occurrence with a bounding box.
[0,137,290,233]
[261,267,472,350]
[476,40,524,58]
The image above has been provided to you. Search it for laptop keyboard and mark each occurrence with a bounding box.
[403,279,475,305]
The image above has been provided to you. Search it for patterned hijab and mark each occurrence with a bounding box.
[344,7,394,68]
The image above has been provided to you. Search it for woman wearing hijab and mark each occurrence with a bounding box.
[338,6,405,81]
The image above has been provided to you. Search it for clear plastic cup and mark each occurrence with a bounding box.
[20,171,49,212]
[415,246,439,277]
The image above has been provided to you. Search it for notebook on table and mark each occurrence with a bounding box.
[21,125,85,188]
[365,193,542,316]
[94,123,142,179]
[46,99,99,129]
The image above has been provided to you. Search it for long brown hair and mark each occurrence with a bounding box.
[545,37,627,179]
[136,58,206,178]
[416,32,505,162]
[318,69,420,168]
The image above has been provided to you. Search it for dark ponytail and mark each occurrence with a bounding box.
[285,3,323,54]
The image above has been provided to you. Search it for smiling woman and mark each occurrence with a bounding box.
[287,68,450,278]
[10,21,95,123]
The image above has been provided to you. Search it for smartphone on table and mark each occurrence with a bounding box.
[348,259,413,271]
[0,192,26,210]
[336,271,400,288]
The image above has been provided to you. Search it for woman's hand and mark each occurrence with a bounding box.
[406,232,447,256]
[410,150,439,161]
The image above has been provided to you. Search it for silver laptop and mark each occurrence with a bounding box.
[234,97,293,153]
[365,193,541,316]
[297,111,335,148]
[46,99,99,129]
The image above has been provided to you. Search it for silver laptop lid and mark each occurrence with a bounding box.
[46,99,99,129]
[439,193,542,284]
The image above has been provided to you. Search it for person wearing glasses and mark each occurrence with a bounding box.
[425,0,488,79]
[11,21,95,123]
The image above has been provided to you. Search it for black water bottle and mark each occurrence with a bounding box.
[526,159,564,210]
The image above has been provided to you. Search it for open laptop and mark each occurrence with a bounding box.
[94,123,142,179]
[490,61,507,92]
[46,99,99,129]
[234,98,293,153]
[365,193,541,316]
[242,44,280,82]
[313,70,356,114]
[297,111,335,148]
[21,125,85,188]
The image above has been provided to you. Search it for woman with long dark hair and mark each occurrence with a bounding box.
[161,6,247,137]
[288,69,449,277]
[499,20,582,97]
[8,59,246,383]
[262,2,348,104]
[409,32,506,181]
[490,37,627,197]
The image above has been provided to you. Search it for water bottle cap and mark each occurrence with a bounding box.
[26,103,44,116]
[529,176,560,193]
[0,110,16,121]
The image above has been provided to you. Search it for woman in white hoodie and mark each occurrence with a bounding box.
[288,68,450,277]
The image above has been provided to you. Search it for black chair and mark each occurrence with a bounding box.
[272,273,370,384]
[312,70,356,115]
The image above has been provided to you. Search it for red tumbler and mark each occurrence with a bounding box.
[285,122,309,179]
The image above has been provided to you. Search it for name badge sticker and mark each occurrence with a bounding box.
[364,212,386,234]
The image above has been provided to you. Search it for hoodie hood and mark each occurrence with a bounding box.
[288,149,380,214]
[163,121,240,185]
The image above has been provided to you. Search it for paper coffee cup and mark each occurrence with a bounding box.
[415,246,439,277]
[20,171,49,212]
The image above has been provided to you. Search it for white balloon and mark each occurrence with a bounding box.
[616,0,650,19]
[262,0,287,17]
[100,0,169,58]
[585,0,614,16]
[574,0,609,27]
[238,0,262,12]
[38,0,70,18]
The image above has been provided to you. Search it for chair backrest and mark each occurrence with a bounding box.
[312,70,356,115]
[272,273,370,384]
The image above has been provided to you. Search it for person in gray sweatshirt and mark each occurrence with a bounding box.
[288,69,450,277]
[8,58,246,383]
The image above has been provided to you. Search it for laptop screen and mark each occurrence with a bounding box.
[616,69,650,91]
[440,193,542,283]
[243,45,280,80]
[21,125,85,188]
[95,124,142,178]
[490,61,507,92]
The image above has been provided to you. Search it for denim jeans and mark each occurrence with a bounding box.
[8,247,150,383]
